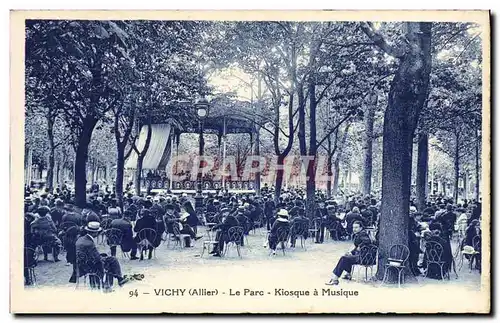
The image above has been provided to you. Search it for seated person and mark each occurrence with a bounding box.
[178,212,203,248]
[30,206,62,262]
[326,221,372,285]
[235,206,251,235]
[268,209,291,255]
[289,208,309,247]
[61,210,84,227]
[421,230,453,279]
[154,212,166,248]
[325,205,346,240]
[345,207,367,237]
[210,211,240,257]
[183,201,200,234]
[70,222,129,288]
[63,225,80,267]
[462,219,481,270]
[82,204,100,225]
[110,213,139,260]
[133,209,157,260]
[50,199,66,227]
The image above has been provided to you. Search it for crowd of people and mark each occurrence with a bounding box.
[23,182,483,290]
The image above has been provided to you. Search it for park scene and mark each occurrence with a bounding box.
[21,18,486,311]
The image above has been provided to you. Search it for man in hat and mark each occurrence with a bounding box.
[178,212,203,247]
[110,213,139,260]
[437,204,457,240]
[235,206,250,246]
[268,209,290,255]
[326,221,372,285]
[70,222,129,288]
[314,202,328,244]
[30,206,62,262]
[210,209,240,257]
[50,199,65,227]
[263,195,276,231]
[289,208,309,248]
[133,209,157,260]
[82,203,101,225]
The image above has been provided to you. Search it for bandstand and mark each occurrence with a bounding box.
[125,96,260,195]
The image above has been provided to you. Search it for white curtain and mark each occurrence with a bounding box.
[125,124,171,170]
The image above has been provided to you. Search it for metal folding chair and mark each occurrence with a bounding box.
[380,244,410,288]
[224,226,244,258]
[137,228,157,259]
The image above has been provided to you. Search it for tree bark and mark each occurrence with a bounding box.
[475,131,480,201]
[134,120,153,196]
[332,159,340,197]
[326,135,333,198]
[115,147,125,209]
[463,171,467,201]
[46,114,55,192]
[74,119,97,207]
[332,123,351,197]
[274,155,285,204]
[306,79,317,218]
[453,131,460,204]
[416,132,429,212]
[254,76,262,196]
[362,94,377,196]
[372,22,432,282]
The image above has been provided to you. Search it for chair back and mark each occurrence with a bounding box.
[75,251,99,275]
[227,226,244,244]
[276,226,290,243]
[105,228,123,247]
[472,235,481,252]
[101,218,112,230]
[205,212,217,223]
[308,218,320,230]
[388,244,410,265]
[60,221,78,231]
[424,241,445,263]
[138,228,157,246]
[24,247,37,268]
[172,222,182,236]
[292,222,308,236]
[359,244,378,266]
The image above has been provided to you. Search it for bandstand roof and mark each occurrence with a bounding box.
[125,96,259,170]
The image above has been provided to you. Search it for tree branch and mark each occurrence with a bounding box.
[359,22,406,58]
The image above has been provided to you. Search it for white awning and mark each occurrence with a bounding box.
[125,123,172,170]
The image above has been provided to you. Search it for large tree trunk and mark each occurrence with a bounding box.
[254,128,261,196]
[55,160,60,188]
[416,132,429,212]
[74,119,97,207]
[375,22,432,281]
[306,80,317,218]
[326,135,333,198]
[453,131,460,204]
[297,87,307,156]
[115,147,125,209]
[254,76,262,196]
[274,155,285,204]
[332,123,351,197]
[25,146,33,187]
[463,171,468,201]
[134,120,153,197]
[362,94,377,196]
[134,155,144,196]
[90,158,97,186]
[332,159,340,196]
[475,130,480,201]
[46,114,55,192]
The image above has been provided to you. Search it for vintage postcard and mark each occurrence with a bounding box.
[10,10,490,314]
